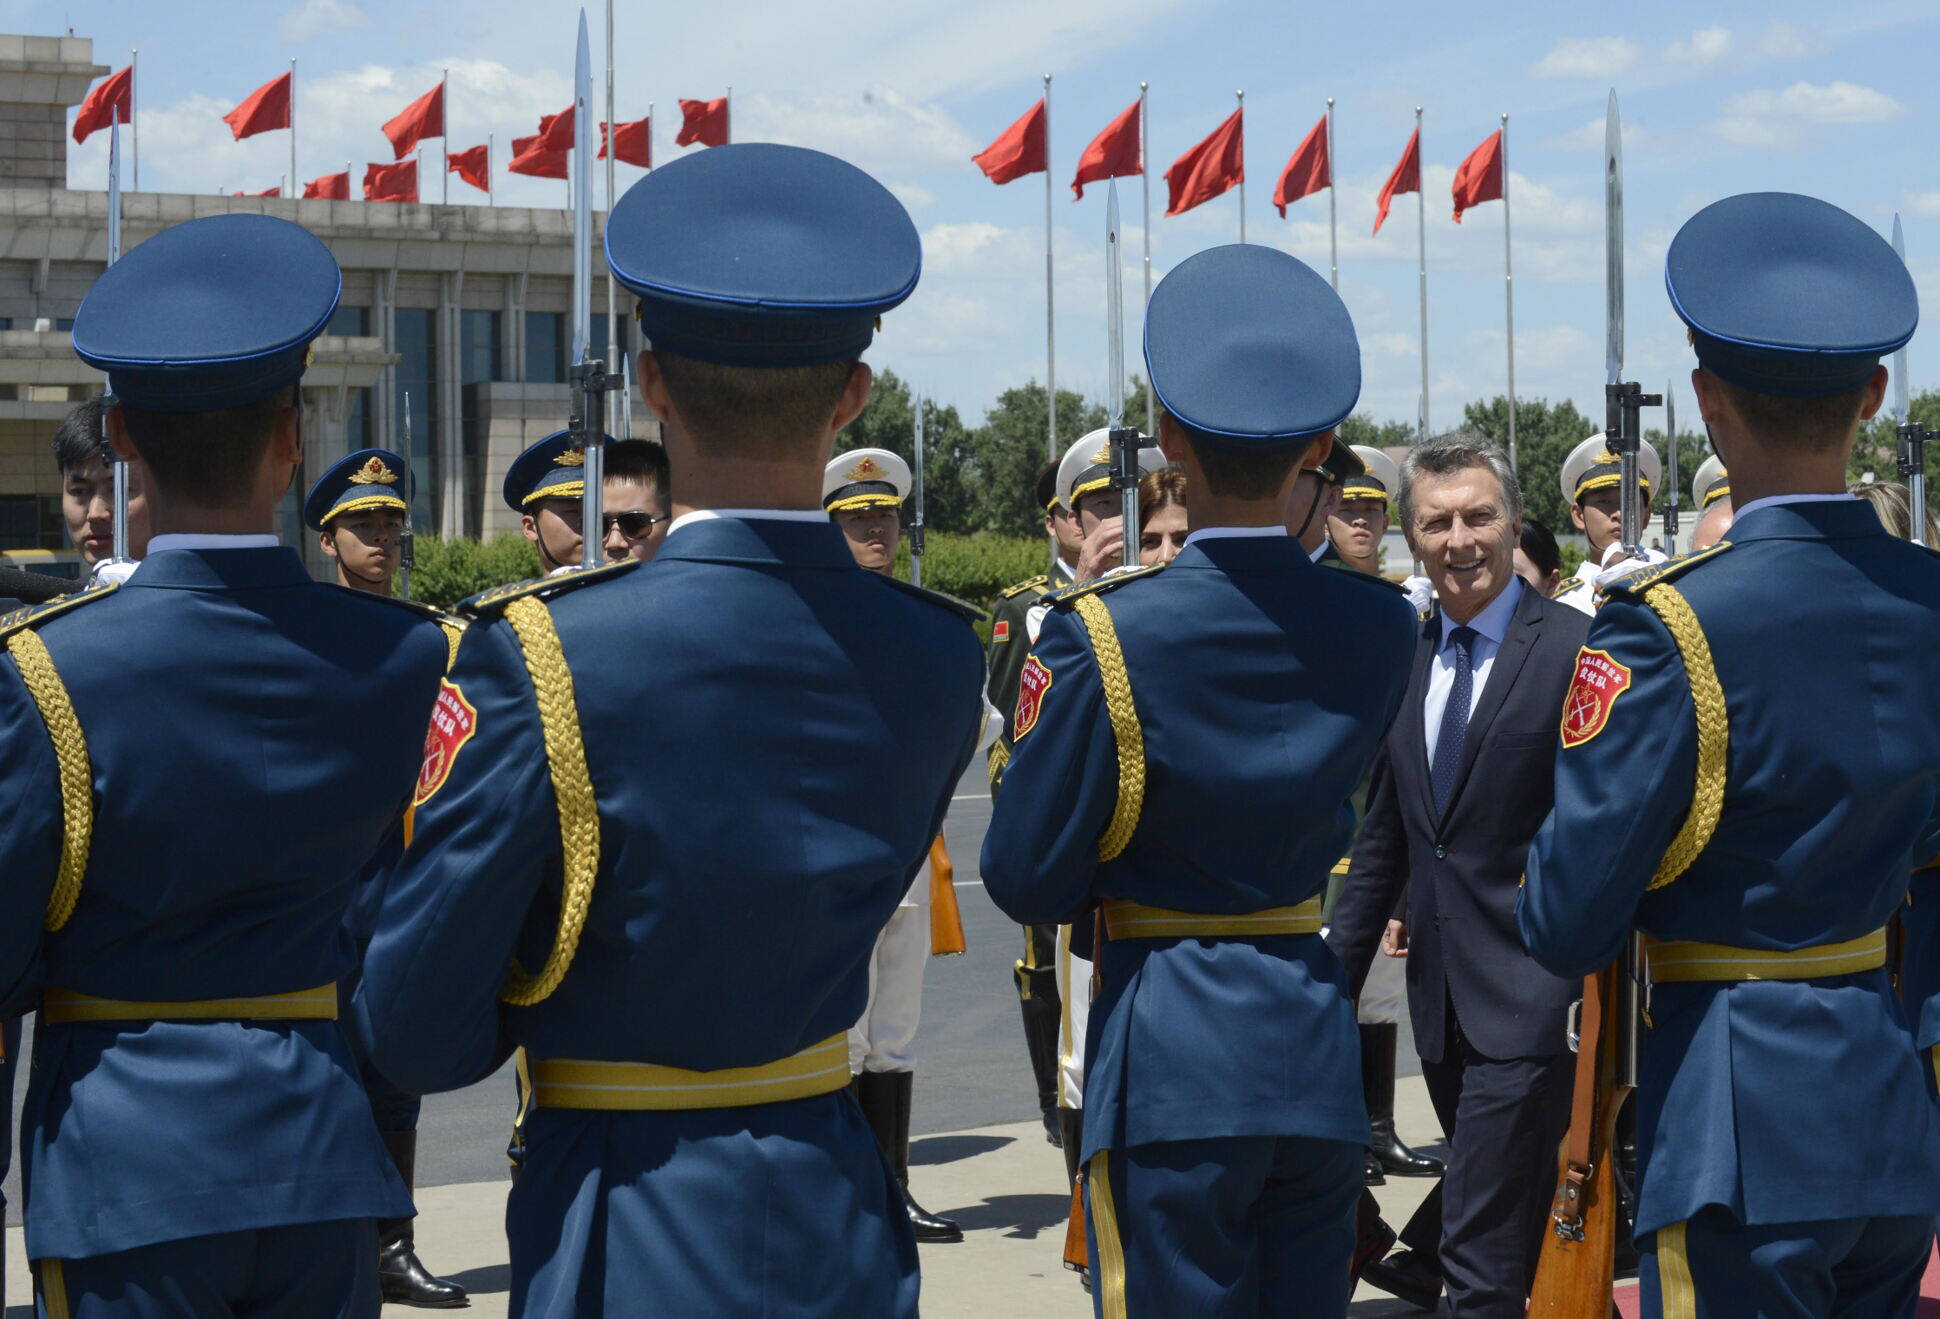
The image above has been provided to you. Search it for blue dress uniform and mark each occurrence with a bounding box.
[1516,192,1940,1319]
[0,214,446,1317]
[982,244,1418,1318]
[356,144,986,1318]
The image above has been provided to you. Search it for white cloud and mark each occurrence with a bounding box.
[727,88,979,178]
[1667,25,1732,65]
[281,0,368,44]
[1530,36,1640,80]
[1544,117,1651,155]
[1713,80,1908,147]
[1905,191,1940,220]
[1757,21,1814,59]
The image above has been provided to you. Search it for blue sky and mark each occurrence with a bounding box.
[16,0,1940,433]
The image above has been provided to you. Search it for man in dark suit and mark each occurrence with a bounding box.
[1328,431,1588,1319]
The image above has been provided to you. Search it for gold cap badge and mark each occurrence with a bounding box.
[554,447,586,468]
[1089,445,1111,465]
[348,456,399,485]
[846,456,885,482]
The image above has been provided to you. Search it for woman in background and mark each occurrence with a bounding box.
[1138,467,1189,567]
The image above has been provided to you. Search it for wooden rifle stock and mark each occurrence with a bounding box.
[928,836,966,956]
[1528,965,1631,1319]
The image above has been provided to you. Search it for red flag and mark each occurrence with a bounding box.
[363,159,418,203]
[73,66,132,144]
[303,171,350,200]
[448,144,490,194]
[538,107,574,152]
[1164,107,1244,217]
[508,132,568,180]
[239,186,281,197]
[676,97,729,148]
[1373,127,1420,235]
[972,98,1047,185]
[601,118,650,168]
[1273,115,1330,218]
[1071,98,1141,200]
[383,80,445,160]
[1451,129,1504,223]
[223,72,292,141]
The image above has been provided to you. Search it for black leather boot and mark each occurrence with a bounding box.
[378,1131,469,1308]
[1056,1108,1085,1189]
[856,1071,964,1244]
[1362,1022,1444,1177]
[1017,948,1063,1148]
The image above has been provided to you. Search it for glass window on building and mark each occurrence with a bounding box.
[345,387,372,450]
[524,311,565,383]
[326,305,369,338]
[394,308,438,527]
[461,310,502,384]
[0,494,63,550]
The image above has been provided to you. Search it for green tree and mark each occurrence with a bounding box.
[1337,415,1415,452]
[957,382,1108,536]
[1853,388,1940,487]
[840,368,975,532]
[1460,396,1598,534]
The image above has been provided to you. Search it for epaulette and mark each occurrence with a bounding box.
[459,559,641,620]
[999,574,1051,600]
[875,574,987,624]
[1603,542,1734,599]
[1553,575,1584,596]
[0,583,115,642]
[323,586,457,626]
[1047,563,1164,608]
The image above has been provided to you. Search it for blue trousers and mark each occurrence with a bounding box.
[36,1219,378,1319]
[1640,1208,1934,1319]
[1084,1135,1361,1318]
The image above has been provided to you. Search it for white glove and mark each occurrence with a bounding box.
[1402,574,1434,615]
[88,558,140,587]
[1590,542,1669,591]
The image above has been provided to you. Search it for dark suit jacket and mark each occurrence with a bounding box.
[1328,579,1587,1064]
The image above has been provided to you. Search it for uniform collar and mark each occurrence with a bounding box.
[656,512,859,569]
[666,508,829,535]
[124,544,311,590]
[1726,496,1884,544]
[1166,533,1309,574]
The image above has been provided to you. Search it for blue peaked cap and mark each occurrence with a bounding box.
[503,429,617,512]
[303,448,411,531]
[605,143,920,367]
[72,213,340,412]
[1144,244,1360,450]
[1666,192,1916,399]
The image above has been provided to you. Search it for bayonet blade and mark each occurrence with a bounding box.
[571,11,592,370]
[1106,180,1125,428]
[1893,213,1909,423]
[1604,89,1623,386]
[107,112,121,266]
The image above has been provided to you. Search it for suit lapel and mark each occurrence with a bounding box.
[1403,611,1440,825]
[1443,586,1543,817]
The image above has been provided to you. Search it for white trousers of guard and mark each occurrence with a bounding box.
[850,869,928,1074]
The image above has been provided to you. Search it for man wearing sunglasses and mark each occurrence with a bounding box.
[601,439,673,564]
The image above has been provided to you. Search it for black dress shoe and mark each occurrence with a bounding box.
[1364,1148,1386,1186]
[379,1238,470,1309]
[903,1188,965,1244]
[1372,1115,1446,1178]
[1362,1248,1442,1312]
[1043,1109,1063,1148]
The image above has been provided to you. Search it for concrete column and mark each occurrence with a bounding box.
[438,270,463,537]
[508,272,528,383]
[376,268,398,453]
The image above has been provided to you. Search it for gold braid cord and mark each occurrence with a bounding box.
[1071,593,1146,862]
[439,620,465,670]
[5,631,90,931]
[497,596,601,1005]
[1640,581,1728,890]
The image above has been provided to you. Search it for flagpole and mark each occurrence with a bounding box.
[1235,89,1245,244]
[289,59,297,202]
[1325,98,1337,291]
[1415,105,1428,440]
[486,137,493,205]
[1044,72,1056,461]
[130,48,139,190]
[1140,80,1152,431]
[442,68,450,204]
[1501,112,1516,474]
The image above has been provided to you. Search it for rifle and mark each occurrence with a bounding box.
[1104,180,1139,570]
[1892,216,1930,547]
[911,389,927,587]
[399,392,416,599]
[1662,384,1679,556]
[569,9,619,569]
[97,106,136,579]
[1531,89,1657,1317]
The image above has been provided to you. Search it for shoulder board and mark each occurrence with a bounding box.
[459,559,641,620]
[323,587,458,627]
[999,574,1051,600]
[0,583,116,643]
[1603,542,1735,599]
[1047,563,1165,608]
[875,575,987,624]
[1553,575,1584,595]
[1330,568,1405,595]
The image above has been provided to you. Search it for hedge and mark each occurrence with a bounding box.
[410,533,543,609]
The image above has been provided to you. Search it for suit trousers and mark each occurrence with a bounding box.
[1639,1207,1933,1319]
[1419,1005,1571,1319]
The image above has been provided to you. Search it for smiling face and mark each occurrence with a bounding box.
[835,505,901,573]
[1407,465,1520,624]
[1328,495,1389,566]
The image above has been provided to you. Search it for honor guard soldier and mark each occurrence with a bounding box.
[1518,192,1940,1319]
[824,445,968,1244]
[505,430,604,575]
[1688,453,1736,552]
[1327,445,1400,577]
[1293,439,1363,562]
[983,243,1418,1318]
[1551,432,1663,613]
[357,144,985,1319]
[0,213,448,1318]
[304,449,410,596]
[987,461,1078,1149]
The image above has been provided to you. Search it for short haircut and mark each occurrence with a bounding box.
[1171,412,1304,499]
[653,351,856,458]
[1398,431,1523,533]
[1035,461,1060,513]
[603,438,670,506]
[1518,516,1562,581]
[1138,466,1188,525]
[1851,480,1940,544]
[1712,373,1869,452]
[119,386,294,508]
[53,398,106,475]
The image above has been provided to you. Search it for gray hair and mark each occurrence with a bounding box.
[1397,431,1523,533]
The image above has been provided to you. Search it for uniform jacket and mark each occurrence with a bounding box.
[0,547,443,1259]
[1517,499,1940,1234]
[984,559,1072,788]
[981,535,1416,1160]
[1329,581,1587,1064]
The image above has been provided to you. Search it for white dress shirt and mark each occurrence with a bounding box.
[666,507,829,535]
[1422,574,1524,766]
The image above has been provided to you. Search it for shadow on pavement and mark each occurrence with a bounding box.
[445,1263,512,1296]
[910,1134,1012,1167]
[937,1192,1071,1238]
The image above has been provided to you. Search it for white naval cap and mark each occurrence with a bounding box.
[823,448,911,512]
[1691,454,1730,510]
[1056,428,1168,510]
[1340,445,1400,502]
[1559,431,1662,504]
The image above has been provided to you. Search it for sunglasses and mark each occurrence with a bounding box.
[602,510,670,538]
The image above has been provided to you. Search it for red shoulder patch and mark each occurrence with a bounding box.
[1013,654,1053,740]
[1560,647,1632,749]
[992,620,1012,643]
[414,680,479,806]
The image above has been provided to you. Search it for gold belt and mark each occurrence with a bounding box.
[1645,928,1887,983]
[1102,896,1324,941]
[42,982,339,1024]
[532,1033,851,1111]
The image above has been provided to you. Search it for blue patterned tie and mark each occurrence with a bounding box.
[1431,625,1477,816]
